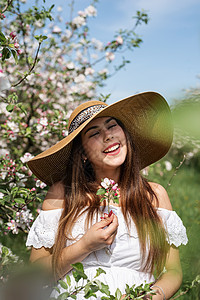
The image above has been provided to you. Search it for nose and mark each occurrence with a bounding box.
[103,128,113,142]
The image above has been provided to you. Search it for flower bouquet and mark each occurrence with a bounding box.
[96,178,120,213]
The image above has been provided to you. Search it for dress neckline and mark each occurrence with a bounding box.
[41,206,173,212]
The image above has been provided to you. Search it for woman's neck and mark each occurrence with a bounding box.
[95,168,120,185]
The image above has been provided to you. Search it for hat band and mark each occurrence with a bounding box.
[68,104,107,134]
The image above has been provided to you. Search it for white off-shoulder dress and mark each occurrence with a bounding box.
[26,206,188,299]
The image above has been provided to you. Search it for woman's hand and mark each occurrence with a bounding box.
[80,212,118,253]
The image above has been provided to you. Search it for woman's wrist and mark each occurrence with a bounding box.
[151,285,166,300]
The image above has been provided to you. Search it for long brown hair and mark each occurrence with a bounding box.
[52,119,168,278]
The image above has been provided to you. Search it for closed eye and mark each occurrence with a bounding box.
[108,124,117,129]
[89,131,100,137]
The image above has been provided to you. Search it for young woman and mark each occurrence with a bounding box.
[26,92,188,299]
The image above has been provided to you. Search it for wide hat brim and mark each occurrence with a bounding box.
[28,92,173,186]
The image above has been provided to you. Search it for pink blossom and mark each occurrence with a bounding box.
[85,5,97,17]
[9,32,17,39]
[110,179,115,185]
[14,42,20,49]
[72,16,86,28]
[98,68,108,75]
[36,180,47,189]
[52,25,62,34]
[116,36,123,45]
[85,67,95,76]
[78,10,86,17]
[105,52,115,62]
[112,183,118,191]
[39,117,48,126]
[20,152,34,163]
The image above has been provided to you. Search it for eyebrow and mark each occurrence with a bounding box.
[84,117,114,135]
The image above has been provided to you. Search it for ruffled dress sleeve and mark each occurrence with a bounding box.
[26,209,62,249]
[157,208,188,247]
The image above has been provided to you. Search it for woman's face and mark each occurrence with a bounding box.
[81,117,127,176]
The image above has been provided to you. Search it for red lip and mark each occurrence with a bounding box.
[103,143,120,153]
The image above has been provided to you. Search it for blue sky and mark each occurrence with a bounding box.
[89,0,200,105]
[39,0,200,105]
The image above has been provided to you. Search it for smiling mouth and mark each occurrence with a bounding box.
[103,143,120,153]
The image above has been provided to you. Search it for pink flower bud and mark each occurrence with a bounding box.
[112,184,118,191]
[10,32,17,39]
[17,49,22,55]
[14,42,20,49]
[110,179,115,185]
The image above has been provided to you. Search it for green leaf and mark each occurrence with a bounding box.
[17,103,27,115]
[113,197,119,204]
[14,198,25,204]
[96,188,106,195]
[0,31,7,42]
[28,56,34,65]
[34,35,48,43]
[72,270,87,282]
[58,292,70,300]
[71,263,87,282]
[84,285,98,298]
[115,288,122,300]
[100,283,110,296]
[125,284,130,294]
[58,279,69,290]
[65,274,71,287]
[2,47,11,61]
[95,267,106,277]
[0,198,5,205]
[71,262,84,272]
[11,49,18,64]
[84,283,90,295]
[2,246,9,256]
[53,287,60,294]
[69,295,76,299]
[25,127,32,136]
[6,104,15,112]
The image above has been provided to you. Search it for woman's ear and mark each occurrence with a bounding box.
[81,153,88,164]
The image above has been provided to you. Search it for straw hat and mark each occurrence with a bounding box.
[27,92,173,186]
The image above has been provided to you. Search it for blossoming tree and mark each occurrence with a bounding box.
[0,0,150,280]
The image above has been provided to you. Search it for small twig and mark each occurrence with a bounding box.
[11,42,42,87]
[4,204,17,213]
[165,155,186,190]
[171,288,190,299]
[69,0,75,23]
[16,0,30,68]
[1,0,13,13]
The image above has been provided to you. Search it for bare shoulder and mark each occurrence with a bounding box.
[149,182,173,210]
[42,181,65,210]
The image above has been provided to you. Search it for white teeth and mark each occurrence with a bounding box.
[104,144,119,153]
